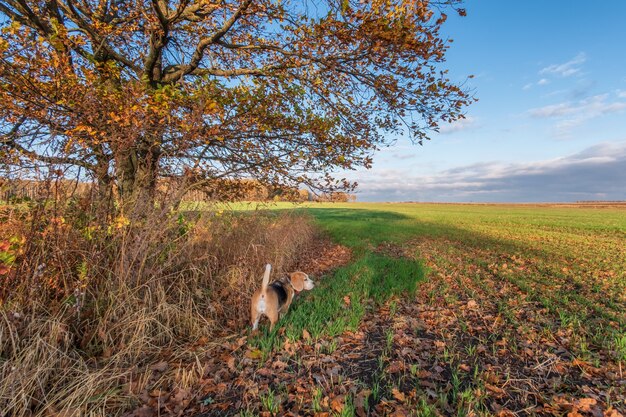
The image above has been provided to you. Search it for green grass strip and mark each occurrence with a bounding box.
[251,253,424,354]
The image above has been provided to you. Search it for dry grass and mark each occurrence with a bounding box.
[0,201,316,416]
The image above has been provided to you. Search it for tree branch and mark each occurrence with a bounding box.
[162,0,253,82]
[1,134,96,172]
[58,0,142,74]
[144,0,170,83]
[0,2,32,29]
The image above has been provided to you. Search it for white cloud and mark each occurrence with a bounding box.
[540,52,587,77]
[523,78,550,91]
[438,116,478,134]
[554,118,585,135]
[527,94,626,137]
[353,142,626,202]
[389,152,417,161]
[528,102,577,118]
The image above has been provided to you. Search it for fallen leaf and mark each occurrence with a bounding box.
[135,405,155,417]
[150,361,168,372]
[485,384,505,396]
[391,388,406,402]
[284,339,296,355]
[173,388,190,401]
[387,361,405,373]
[45,407,80,417]
[497,410,516,417]
[149,389,164,398]
[354,389,371,417]
[232,336,247,350]
[417,369,431,378]
[226,355,236,371]
[303,329,311,341]
[330,395,345,412]
[576,398,596,411]
[244,349,263,359]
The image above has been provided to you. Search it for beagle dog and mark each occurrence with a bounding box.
[250,264,315,331]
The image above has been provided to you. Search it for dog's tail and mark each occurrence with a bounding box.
[260,264,271,297]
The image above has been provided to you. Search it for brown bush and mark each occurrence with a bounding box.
[0,201,316,416]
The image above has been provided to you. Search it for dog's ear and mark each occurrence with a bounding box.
[290,272,305,292]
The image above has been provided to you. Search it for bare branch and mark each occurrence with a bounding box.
[144,0,171,82]
[1,133,96,171]
[164,63,290,79]
[163,0,253,82]
[58,0,142,74]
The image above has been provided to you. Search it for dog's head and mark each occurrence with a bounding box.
[289,271,315,292]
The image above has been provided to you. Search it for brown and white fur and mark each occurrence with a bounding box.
[250,264,314,331]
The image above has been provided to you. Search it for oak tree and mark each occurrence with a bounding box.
[0,0,472,210]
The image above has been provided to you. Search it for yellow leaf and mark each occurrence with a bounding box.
[244,348,263,359]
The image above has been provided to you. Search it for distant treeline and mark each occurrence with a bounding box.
[0,179,93,202]
[0,178,355,203]
[576,200,626,203]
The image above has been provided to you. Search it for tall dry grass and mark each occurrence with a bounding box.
[0,201,316,416]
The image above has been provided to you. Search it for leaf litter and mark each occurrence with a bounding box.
[124,230,625,416]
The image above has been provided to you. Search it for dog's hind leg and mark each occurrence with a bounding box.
[268,308,279,331]
[251,307,260,331]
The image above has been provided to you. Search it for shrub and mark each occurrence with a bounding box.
[0,201,316,416]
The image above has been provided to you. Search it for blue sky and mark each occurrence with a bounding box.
[349,1,626,202]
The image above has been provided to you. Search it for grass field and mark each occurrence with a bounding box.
[206,202,626,416]
[306,202,626,335]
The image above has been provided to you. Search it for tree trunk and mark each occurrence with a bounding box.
[94,176,114,222]
[94,154,114,222]
[115,142,161,216]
